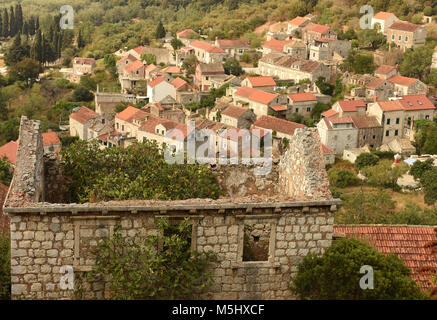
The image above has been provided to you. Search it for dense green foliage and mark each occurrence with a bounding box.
[0,158,12,186]
[413,120,437,155]
[0,234,10,300]
[89,218,216,299]
[400,42,436,82]
[327,168,361,188]
[361,159,408,190]
[410,158,434,181]
[339,50,376,74]
[355,153,380,170]
[223,58,243,76]
[291,238,427,300]
[421,168,437,205]
[61,140,221,203]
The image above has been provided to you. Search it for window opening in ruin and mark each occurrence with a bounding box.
[162,218,192,255]
[242,224,270,261]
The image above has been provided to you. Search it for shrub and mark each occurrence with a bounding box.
[355,152,379,170]
[89,218,216,299]
[0,158,12,186]
[0,234,10,300]
[291,238,427,300]
[410,158,434,181]
[72,86,94,102]
[361,159,408,190]
[327,168,360,188]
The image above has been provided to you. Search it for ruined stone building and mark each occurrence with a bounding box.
[4,116,340,300]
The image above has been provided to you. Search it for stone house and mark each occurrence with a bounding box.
[86,115,115,141]
[286,92,318,120]
[72,57,96,76]
[147,77,176,103]
[386,21,427,51]
[309,39,351,62]
[321,144,335,165]
[241,76,276,92]
[145,64,161,80]
[95,92,136,115]
[233,86,285,117]
[317,116,359,154]
[350,116,383,149]
[129,45,172,65]
[214,39,251,59]
[170,77,191,92]
[287,16,310,34]
[283,41,307,59]
[144,102,186,124]
[69,106,97,140]
[365,78,394,101]
[258,53,331,83]
[367,100,405,144]
[42,132,61,154]
[189,40,227,64]
[116,54,138,74]
[195,63,226,92]
[262,39,293,55]
[330,99,367,117]
[387,75,427,96]
[114,106,149,138]
[301,23,337,44]
[252,115,305,142]
[5,116,340,300]
[374,65,398,80]
[371,12,398,34]
[177,29,199,46]
[119,60,147,93]
[220,105,256,129]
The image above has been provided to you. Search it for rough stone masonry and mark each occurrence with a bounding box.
[3,116,341,299]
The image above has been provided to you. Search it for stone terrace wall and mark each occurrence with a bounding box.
[7,200,339,299]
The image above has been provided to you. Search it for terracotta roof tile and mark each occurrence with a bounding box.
[377,100,404,112]
[246,76,276,87]
[337,99,366,112]
[148,76,166,88]
[388,21,420,32]
[328,116,354,124]
[162,66,182,74]
[263,39,287,52]
[350,116,381,128]
[222,106,248,119]
[306,23,331,34]
[42,132,61,146]
[215,39,250,48]
[398,95,435,111]
[373,12,395,20]
[253,115,305,136]
[170,77,188,90]
[270,105,287,111]
[116,106,146,122]
[0,140,17,165]
[70,106,97,125]
[321,109,338,117]
[387,75,419,86]
[190,40,225,53]
[289,16,309,26]
[366,78,386,89]
[375,65,396,75]
[124,60,144,73]
[177,29,197,38]
[334,225,437,290]
[288,92,317,102]
[234,86,278,105]
[322,144,334,154]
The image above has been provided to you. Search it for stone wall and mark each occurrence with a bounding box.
[7,200,338,299]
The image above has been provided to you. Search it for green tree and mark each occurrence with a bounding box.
[355,152,380,170]
[89,218,216,300]
[30,29,43,63]
[77,29,85,49]
[315,77,334,96]
[79,75,97,91]
[0,234,10,300]
[339,51,375,74]
[4,33,29,66]
[0,157,12,186]
[72,86,94,102]
[327,168,361,188]
[223,58,243,76]
[170,37,183,51]
[361,159,408,190]
[9,58,42,87]
[103,54,118,78]
[291,238,427,300]
[140,53,156,65]
[421,168,437,205]
[400,45,434,81]
[310,103,330,120]
[1,9,8,38]
[155,21,166,39]
[357,29,386,50]
[410,158,434,181]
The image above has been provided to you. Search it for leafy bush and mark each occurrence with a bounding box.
[371,150,395,160]
[0,234,10,300]
[361,159,408,190]
[72,86,94,102]
[291,238,427,300]
[61,140,221,203]
[0,158,12,186]
[410,158,434,181]
[327,168,360,188]
[421,168,437,205]
[89,218,216,299]
[355,152,379,170]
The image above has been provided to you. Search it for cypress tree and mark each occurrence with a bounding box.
[22,21,28,36]
[4,33,27,66]
[77,29,85,48]
[35,16,39,32]
[2,9,9,37]
[28,16,35,36]
[15,4,23,36]
[155,21,166,39]
[9,6,15,36]
[31,29,43,63]
[0,14,2,38]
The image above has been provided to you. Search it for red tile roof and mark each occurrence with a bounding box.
[321,109,338,117]
[253,115,305,136]
[263,39,287,52]
[322,144,334,154]
[148,76,166,88]
[270,105,287,112]
[375,65,396,75]
[234,86,278,105]
[0,140,18,165]
[177,29,197,38]
[388,75,419,86]
[73,57,95,65]
[246,76,276,87]
[288,92,317,102]
[307,24,331,34]
[388,21,420,32]
[337,99,366,112]
[116,54,137,65]
[145,64,159,72]
[215,39,250,48]
[398,95,435,111]
[132,46,144,55]
[116,106,143,122]
[70,106,96,124]
[289,16,309,26]
[373,12,395,20]
[366,78,386,89]
[42,132,61,146]
[350,116,381,128]
[189,40,225,53]
[334,225,437,290]
[170,77,188,90]
[162,66,182,74]
[328,116,354,124]
[124,60,144,73]
[139,117,170,134]
[377,100,404,112]
[222,105,248,119]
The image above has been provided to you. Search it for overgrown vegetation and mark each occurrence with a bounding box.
[291,238,428,300]
[89,218,216,299]
[61,140,221,203]
[0,234,10,300]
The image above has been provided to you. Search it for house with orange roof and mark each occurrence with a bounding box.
[317,116,359,154]
[286,92,318,119]
[331,99,367,117]
[115,105,150,139]
[73,57,96,76]
[386,20,426,51]
[116,54,138,74]
[220,105,256,129]
[147,76,176,103]
[252,115,305,142]
[119,60,147,93]
[214,39,250,59]
[233,86,285,117]
[195,63,225,92]
[170,77,190,92]
[287,16,310,34]
[69,106,97,140]
[371,12,398,34]
[262,39,293,55]
[374,64,398,80]
[42,132,61,153]
[0,140,18,165]
[241,76,276,92]
[365,77,394,101]
[162,65,183,76]
[301,23,337,44]
[177,29,199,45]
[387,75,427,95]
[189,40,227,64]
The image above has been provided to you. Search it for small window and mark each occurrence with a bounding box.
[395,129,399,136]
[372,135,376,139]
[398,35,401,41]
[295,108,299,113]
[363,135,366,140]
[392,34,395,40]
[242,223,270,262]
[385,130,389,136]
[386,118,390,125]
[396,118,400,124]
[121,125,124,131]
[49,146,54,152]
[426,115,430,120]
[405,36,408,42]
[306,107,311,112]
[116,123,119,129]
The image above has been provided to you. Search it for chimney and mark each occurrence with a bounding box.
[392,153,401,166]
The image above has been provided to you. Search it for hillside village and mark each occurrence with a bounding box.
[0,3,437,301]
